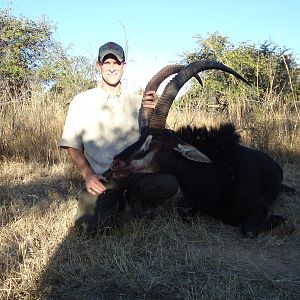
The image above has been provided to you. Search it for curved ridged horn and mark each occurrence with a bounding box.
[140,65,202,129]
[149,60,250,129]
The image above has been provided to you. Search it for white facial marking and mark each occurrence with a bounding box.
[131,152,155,172]
[140,135,153,153]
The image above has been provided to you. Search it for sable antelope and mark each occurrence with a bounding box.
[110,61,285,237]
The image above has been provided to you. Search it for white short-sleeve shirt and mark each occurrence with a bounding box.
[60,86,142,174]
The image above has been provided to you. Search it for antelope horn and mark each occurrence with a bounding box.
[140,65,202,129]
[149,60,250,129]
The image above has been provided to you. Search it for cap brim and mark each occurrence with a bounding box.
[99,50,123,62]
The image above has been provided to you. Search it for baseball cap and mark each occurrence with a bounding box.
[98,42,125,62]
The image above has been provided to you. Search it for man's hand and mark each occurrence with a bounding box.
[142,91,158,109]
[66,148,108,196]
[85,174,108,195]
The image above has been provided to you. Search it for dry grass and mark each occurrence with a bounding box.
[0,95,66,164]
[0,161,299,299]
[0,88,300,299]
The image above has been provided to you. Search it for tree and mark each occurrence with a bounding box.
[181,32,299,104]
[0,8,96,103]
[0,8,56,98]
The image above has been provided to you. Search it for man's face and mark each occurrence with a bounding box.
[97,55,126,87]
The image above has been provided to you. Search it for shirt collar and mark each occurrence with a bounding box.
[98,83,123,100]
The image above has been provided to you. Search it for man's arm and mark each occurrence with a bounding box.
[67,147,107,195]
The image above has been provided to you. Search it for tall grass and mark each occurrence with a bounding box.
[0,91,67,165]
[2,98,294,165]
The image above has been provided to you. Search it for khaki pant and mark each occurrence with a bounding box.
[74,173,179,232]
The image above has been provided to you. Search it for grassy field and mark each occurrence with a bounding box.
[0,90,300,299]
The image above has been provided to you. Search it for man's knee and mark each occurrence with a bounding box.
[75,188,126,230]
[75,189,98,221]
[139,174,179,199]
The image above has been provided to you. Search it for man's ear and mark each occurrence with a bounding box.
[96,61,101,71]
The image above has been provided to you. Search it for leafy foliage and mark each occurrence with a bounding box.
[38,42,97,106]
[0,8,96,102]
[0,8,55,95]
[180,32,299,112]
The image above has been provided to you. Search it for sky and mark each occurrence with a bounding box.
[1,0,300,93]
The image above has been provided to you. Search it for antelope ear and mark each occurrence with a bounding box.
[173,144,212,163]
